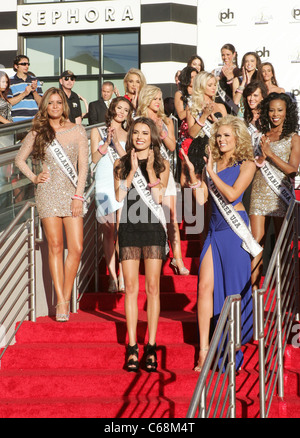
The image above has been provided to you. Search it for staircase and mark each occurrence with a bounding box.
[0,227,299,418]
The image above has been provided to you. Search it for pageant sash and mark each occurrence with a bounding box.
[206,164,262,258]
[259,161,295,205]
[48,138,87,214]
[48,138,78,187]
[196,112,213,138]
[107,146,169,255]
[247,124,262,157]
[214,67,239,115]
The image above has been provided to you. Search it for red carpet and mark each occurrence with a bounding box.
[0,228,299,418]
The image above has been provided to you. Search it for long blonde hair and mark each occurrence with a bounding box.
[137,85,169,124]
[189,71,217,119]
[208,115,254,167]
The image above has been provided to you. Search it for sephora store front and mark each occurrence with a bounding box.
[0,0,198,109]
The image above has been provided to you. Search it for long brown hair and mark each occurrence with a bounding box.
[105,96,134,130]
[114,117,166,180]
[31,87,69,160]
[0,71,10,100]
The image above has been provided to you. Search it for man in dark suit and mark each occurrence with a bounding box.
[88,81,118,125]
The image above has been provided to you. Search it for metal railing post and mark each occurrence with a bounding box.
[29,204,36,322]
[258,290,266,418]
[276,253,284,399]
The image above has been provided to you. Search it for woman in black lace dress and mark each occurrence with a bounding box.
[114,117,170,372]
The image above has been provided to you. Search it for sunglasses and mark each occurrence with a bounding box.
[18,62,30,66]
[63,76,75,81]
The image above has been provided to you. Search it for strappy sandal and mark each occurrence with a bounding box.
[170,258,190,276]
[55,301,70,322]
[126,343,139,372]
[145,343,158,372]
[118,275,125,292]
[194,347,209,372]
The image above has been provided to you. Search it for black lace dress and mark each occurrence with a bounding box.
[118,159,167,261]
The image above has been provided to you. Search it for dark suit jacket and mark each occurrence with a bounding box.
[88,98,108,125]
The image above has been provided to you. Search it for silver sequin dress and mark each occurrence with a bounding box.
[15,125,88,218]
[249,134,295,217]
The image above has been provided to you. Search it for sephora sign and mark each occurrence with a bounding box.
[18,1,140,33]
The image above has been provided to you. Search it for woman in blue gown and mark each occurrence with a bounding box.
[182,115,259,372]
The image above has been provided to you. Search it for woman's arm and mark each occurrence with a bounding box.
[181,149,207,205]
[15,131,41,184]
[207,158,256,203]
[147,154,169,204]
[174,90,186,121]
[160,118,176,152]
[261,134,300,178]
[187,104,213,138]
[90,127,112,164]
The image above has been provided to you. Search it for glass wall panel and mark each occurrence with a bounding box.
[64,35,99,76]
[103,33,139,74]
[26,37,60,77]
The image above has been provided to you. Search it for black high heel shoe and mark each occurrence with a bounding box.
[126,343,139,372]
[145,343,158,372]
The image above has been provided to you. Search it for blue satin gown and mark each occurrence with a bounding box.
[199,164,253,370]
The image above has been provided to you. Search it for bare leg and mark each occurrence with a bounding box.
[100,214,118,289]
[42,217,65,310]
[116,208,124,291]
[163,194,189,274]
[195,245,214,372]
[122,258,140,346]
[63,216,84,303]
[42,216,83,317]
[144,258,163,345]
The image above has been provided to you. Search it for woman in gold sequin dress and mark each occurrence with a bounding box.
[249,92,300,291]
[15,87,89,321]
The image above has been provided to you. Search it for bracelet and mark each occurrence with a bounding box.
[195,117,205,127]
[120,180,130,192]
[254,157,266,168]
[226,79,233,84]
[236,88,243,94]
[160,131,167,140]
[98,142,107,156]
[148,178,161,188]
[188,180,201,189]
[72,194,84,202]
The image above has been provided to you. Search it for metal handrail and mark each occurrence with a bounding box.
[187,294,242,418]
[253,200,300,418]
[0,201,36,361]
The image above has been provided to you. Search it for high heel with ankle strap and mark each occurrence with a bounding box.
[170,258,189,276]
[145,343,158,372]
[126,343,139,372]
[55,300,70,322]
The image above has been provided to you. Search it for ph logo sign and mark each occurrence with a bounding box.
[218,8,235,24]
[292,7,300,20]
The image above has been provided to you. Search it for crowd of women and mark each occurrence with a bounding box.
[15,43,300,374]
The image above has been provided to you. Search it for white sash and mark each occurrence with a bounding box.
[48,138,87,214]
[214,67,239,115]
[206,164,262,258]
[197,113,212,138]
[259,161,295,205]
[107,146,169,255]
[248,124,262,157]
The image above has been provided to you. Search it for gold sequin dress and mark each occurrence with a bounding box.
[15,125,88,218]
[249,134,295,217]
